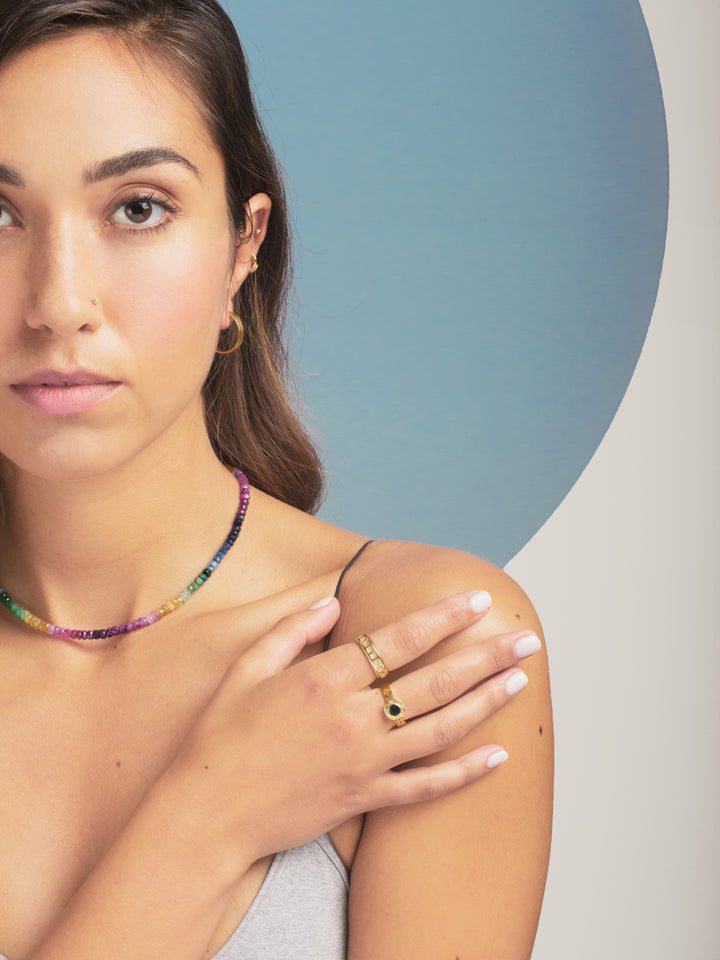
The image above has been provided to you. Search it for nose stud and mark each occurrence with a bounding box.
[91,298,99,306]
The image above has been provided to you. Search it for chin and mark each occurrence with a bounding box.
[0,429,160,486]
[0,393,206,485]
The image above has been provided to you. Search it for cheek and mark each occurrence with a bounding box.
[0,251,26,350]
[101,231,232,373]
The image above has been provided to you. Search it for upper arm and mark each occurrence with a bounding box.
[334,543,553,959]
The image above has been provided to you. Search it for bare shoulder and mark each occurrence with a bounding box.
[239,486,369,591]
[336,541,553,959]
[331,539,543,658]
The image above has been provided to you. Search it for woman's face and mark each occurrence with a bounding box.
[0,31,264,482]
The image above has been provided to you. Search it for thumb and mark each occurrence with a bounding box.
[229,597,340,683]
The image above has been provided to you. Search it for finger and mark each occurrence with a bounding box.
[227,598,340,683]
[381,666,528,765]
[388,629,541,720]
[349,589,493,683]
[376,744,509,808]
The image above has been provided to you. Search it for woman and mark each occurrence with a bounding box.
[0,1,553,957]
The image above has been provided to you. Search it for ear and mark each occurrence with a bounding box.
[227,192,272,308]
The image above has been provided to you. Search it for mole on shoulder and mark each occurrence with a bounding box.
[539,726,543,735]
[116,760,121,767]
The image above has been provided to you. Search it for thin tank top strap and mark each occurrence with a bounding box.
[323,540,374,651]
[333,540,374,601]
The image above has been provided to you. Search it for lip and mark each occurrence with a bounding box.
[10,369,123,416]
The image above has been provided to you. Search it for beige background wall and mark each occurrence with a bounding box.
[507,1,720,955]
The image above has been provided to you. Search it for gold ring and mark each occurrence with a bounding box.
[381,683,406,726]
[356,634,388,680]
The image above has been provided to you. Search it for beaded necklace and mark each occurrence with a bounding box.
[0,468,250,641]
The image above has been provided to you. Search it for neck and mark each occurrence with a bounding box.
[0,424,242,632]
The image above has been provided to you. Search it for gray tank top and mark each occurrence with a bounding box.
[0,835,348,960]
[211,834,349,959]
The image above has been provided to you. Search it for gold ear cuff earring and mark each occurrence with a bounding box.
[216,312,244,354]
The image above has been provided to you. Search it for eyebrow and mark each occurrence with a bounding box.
[82,147,200,185]
[0,163,24,188]
[0,148,200,191]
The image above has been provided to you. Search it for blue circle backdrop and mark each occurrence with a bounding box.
[226,0,668,565]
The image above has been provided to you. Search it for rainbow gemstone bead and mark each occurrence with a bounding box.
[0,469,250,642]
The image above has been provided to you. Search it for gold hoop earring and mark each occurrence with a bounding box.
[249,252,259,274]
[216,312,244,354]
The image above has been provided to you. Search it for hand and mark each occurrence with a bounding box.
[159,589,541,879]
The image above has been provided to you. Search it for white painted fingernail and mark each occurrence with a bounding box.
[469,590,492,613]
[505,670,528,696]
[310,596,334,609]
[514,633,541,659]
[487,749,509,769]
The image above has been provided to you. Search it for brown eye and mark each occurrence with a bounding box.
[124,200,153,223]
[111,196,170,229]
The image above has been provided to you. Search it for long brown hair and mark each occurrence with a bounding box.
[0,0,324,513]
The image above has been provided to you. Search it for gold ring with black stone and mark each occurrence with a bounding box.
[381,683,406,726]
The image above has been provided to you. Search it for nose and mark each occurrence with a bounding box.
[25,216,102,338]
